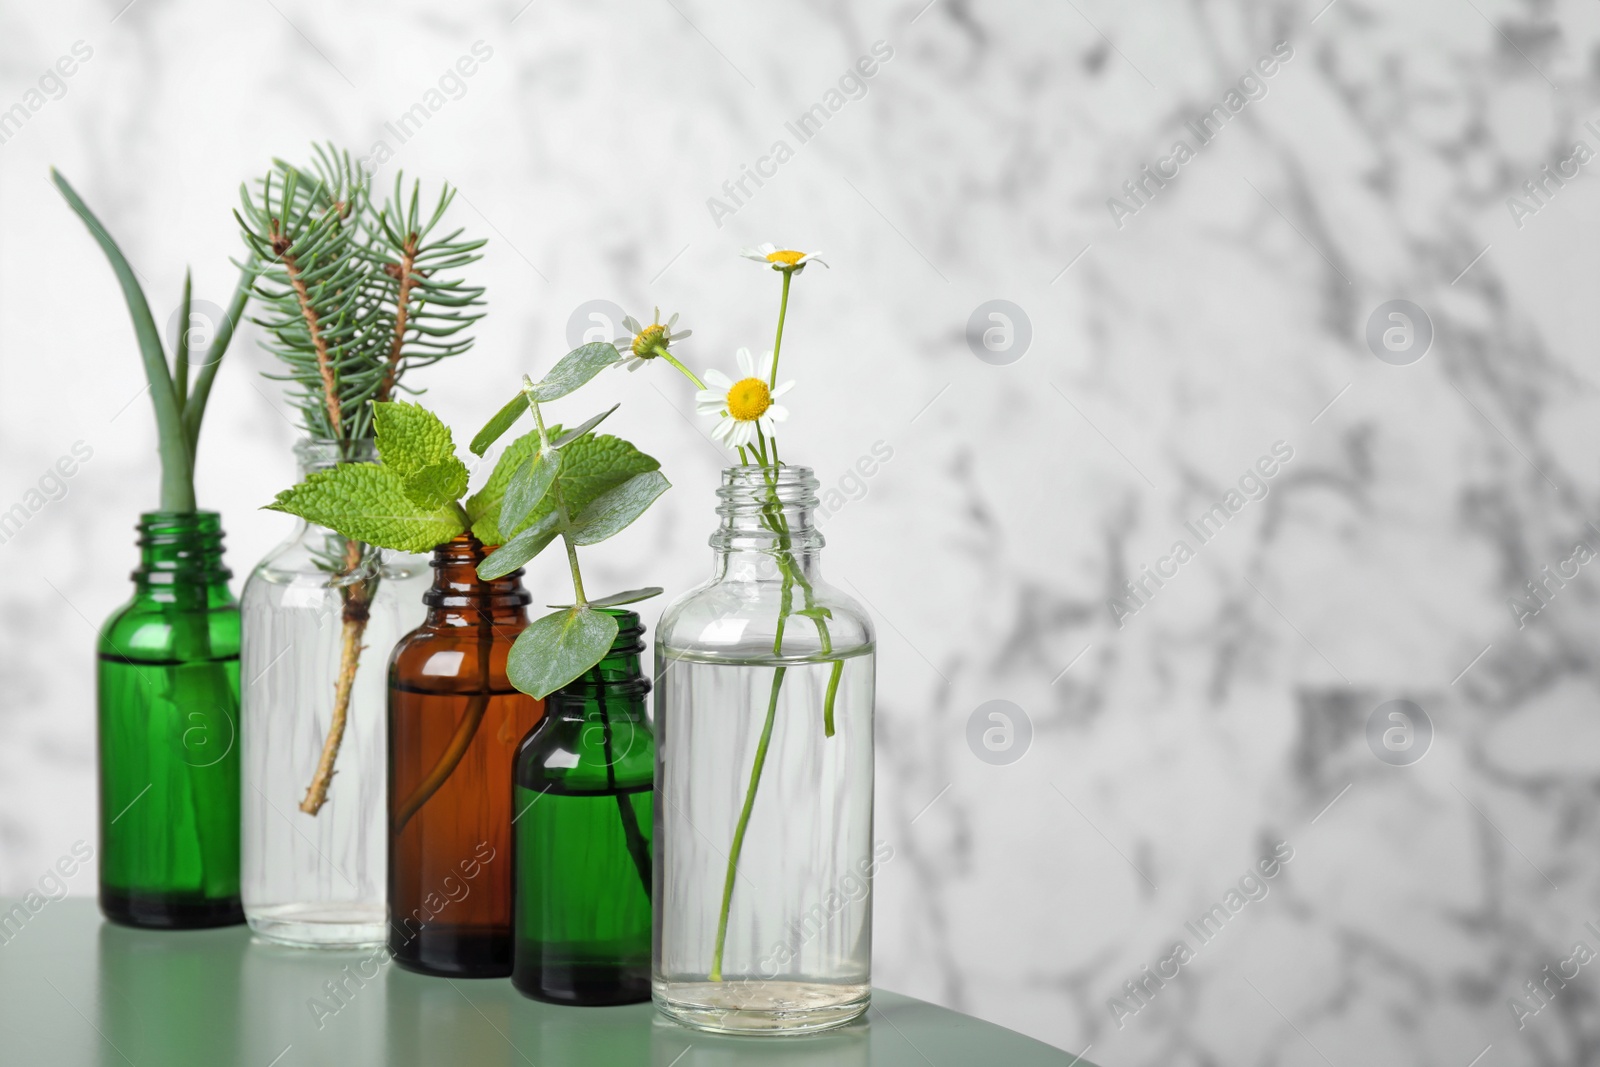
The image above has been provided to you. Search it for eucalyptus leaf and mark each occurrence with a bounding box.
[477,510,561,580]
[567,470,670,546]
[498,446,561,537]
[471,392,528,456]
[507,606,621,699]
[551,403,620,448]
[462,424,564,544]
[547,587,664,609]
[529,343,621,402]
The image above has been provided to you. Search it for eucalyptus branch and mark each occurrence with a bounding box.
[523,383,588,606]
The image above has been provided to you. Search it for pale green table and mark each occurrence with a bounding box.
[0,900,1091,1066]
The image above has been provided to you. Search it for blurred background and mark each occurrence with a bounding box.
[4,0,1599,1063]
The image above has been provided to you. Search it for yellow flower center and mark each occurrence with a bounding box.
[726,378,772,421]
[765,249,805,265]
[632,323,667,358]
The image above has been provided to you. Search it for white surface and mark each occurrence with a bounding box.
[1,1,1597,1063]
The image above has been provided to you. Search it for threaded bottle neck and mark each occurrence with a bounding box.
[711,465,824,559]
[423,533,531,623]
[545,610,649,714]
[132,511,231,590]
[295,438,376,475]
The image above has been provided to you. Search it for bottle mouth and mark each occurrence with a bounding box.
[424,533,533,608]
[134,511,230,580]
[598,608,645,654]
[715,465,820,513]
[294,438,377,467]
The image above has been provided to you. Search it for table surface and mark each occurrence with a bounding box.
[0,900,1093,1066]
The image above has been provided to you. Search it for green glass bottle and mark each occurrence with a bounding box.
[98,511,243,928]
[512,609,654,1005]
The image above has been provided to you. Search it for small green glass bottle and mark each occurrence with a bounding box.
[98,511,243,928]
[512,609,654,1005]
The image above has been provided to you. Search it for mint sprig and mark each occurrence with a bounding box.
[265,341,670,700]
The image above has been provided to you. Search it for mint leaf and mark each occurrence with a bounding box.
[405,462,469,510]
[477,510,561,580]
[374,400,459,474]
[499,446,561,538]
[266,463,465,553]
[506,607,620,699]
[374,400,468,508]
[470,392,528,456]
[530,343,622,402]
[568,470,669,545]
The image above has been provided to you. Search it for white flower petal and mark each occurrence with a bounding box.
[666,312,679,330]
[673,328,693,341]
[730,421,755,448]
[622,315,641,333]
[696,399,728,416]
[756,350,776,382]
[770,380,795,399]
[735,347,756,378]
[765,404,789,423]
[704,368,733,389]
[627,359,648,372]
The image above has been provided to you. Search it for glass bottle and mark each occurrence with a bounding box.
[388,532,543,977]
[239,440,430,948]
[98,511,243,929]
[512,609,654,1005]
[653,467,877,1034]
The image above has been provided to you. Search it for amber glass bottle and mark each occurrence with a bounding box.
[387,533,542,977]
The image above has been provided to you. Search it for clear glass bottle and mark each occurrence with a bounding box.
[513,609,654,1005]
[388,533,544,977]
[98,511,243,929]
[653,466,876,1034]
[239,439,429,948]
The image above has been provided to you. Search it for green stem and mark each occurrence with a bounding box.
[710,664,785,982]
[653,345,704,389]
[524,384,589,605]
[598,684,652,902]
[769,270,792,388]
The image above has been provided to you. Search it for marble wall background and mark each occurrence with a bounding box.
[3,0,1599,1062]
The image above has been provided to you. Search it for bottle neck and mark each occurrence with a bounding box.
[287,440,386,571]
[296,437,376,475]
[709,465,824,582]
[423,533,531,627]
[545,612,650,719]
[130,511,232,597]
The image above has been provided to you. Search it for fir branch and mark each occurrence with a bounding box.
[367,176,486,402]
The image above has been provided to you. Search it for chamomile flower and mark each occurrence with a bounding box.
[696,347,794,449]
[740,244,828,273]
[615,307,691,372]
